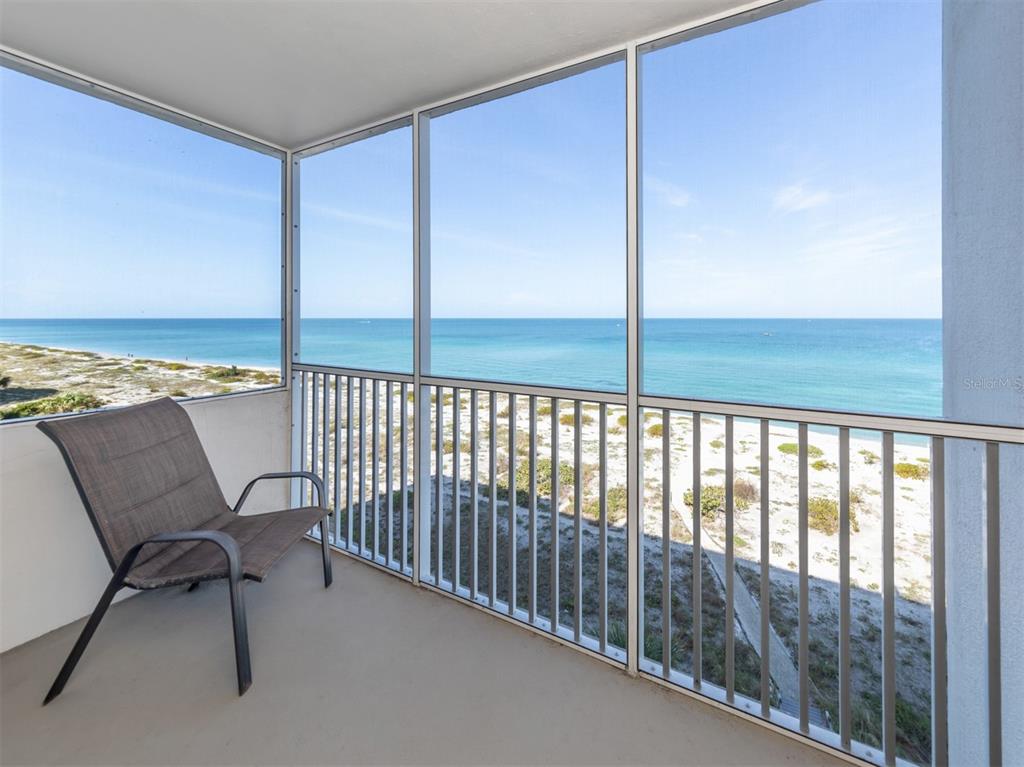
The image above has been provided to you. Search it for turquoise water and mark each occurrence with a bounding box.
[0,317,942,417]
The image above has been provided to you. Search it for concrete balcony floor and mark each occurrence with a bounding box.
[1,543,845,766]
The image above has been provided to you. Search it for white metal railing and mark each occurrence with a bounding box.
[296,367,414,574]
[416,382,629,663]
[294,362,1018,767]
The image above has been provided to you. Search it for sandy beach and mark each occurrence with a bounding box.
[0,342,280,418]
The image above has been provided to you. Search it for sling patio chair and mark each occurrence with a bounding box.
[37,396,332,703]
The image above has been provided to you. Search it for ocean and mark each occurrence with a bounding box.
[0,317,942,417]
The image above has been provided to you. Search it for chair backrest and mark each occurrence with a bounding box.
[38,397,229,570]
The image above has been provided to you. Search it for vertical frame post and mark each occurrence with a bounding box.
[692,412,702,689]
[798,422,809,732]
[413,110,431,585]
[287,152,303,509]
[725,415,735,702]
[470,391,479,599]
[550,397,561,632]
[625,39,642,678]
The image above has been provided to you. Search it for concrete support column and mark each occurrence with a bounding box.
[942,1,1023,763]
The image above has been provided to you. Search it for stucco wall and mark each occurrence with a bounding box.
[942,0,1023,761]
[0,389,291,653]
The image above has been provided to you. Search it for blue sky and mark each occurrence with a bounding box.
[3,0,940,320]
[0,69,282,318]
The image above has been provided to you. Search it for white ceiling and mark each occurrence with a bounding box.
[0,0,747,150]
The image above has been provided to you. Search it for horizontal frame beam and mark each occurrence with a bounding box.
[0,47,286,157]
[638,394,1024,444]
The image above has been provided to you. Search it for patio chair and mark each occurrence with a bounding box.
[37,396,332,703]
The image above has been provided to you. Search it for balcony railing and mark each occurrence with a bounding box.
[293,362,1020,767]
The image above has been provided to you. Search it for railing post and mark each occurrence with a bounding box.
[412,109,432,585]
[625,39,642,678]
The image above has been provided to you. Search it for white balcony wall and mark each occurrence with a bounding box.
[943,0,1023,762]
[0,389,291,653]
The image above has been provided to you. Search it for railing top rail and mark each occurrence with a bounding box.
[293,362,415,384]
[293,362,1021,443]
[639,393,1024,444]
[420,374,627,405]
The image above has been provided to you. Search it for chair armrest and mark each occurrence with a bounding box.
[123,530,243,582]
[233,471,326,513]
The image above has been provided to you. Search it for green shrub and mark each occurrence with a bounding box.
[1,392,105,420]
[560,411,593,427]
[683,484,726,521]
[647,422,663,438]
[205,364,242,381]
[894,462,929,480]
[537,404,552,417]
[160,361,189,371]
[683,480,758,518]
[250,370,279,385]
[501,457,576,506]
[807,496,860,535]
[514,457,574,497]
[617,414,628,428]
[169,389,188,398]
[859,449,879,465]
[605,485,627,523]
[808,497,839,535]
[778,442,824,459]
[583,485,628,524]
[709,438,724,449]
[811,459,837,472]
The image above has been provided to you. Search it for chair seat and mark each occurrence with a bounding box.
[124,507,329,589]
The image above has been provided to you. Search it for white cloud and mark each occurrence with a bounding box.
[773,182,831,213]
[644,175,692,208]
[302,202,410,233]
[800,216,911,265]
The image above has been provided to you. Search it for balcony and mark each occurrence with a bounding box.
[1,1,1021,767]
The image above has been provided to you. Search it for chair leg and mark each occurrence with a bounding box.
[187,581,201,593]
[227,575,252,696]
[43,569,125,705]
[319,517,333,588]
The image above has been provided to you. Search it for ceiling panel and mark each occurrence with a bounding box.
[0,0,749,148]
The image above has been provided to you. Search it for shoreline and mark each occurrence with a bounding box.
[1,340,281,374]
[0,342,281,418]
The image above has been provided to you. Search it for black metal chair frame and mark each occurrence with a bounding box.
[43,471,332,704]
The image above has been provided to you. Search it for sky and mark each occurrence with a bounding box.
[2,0,941,320]
[0,69,283,319]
